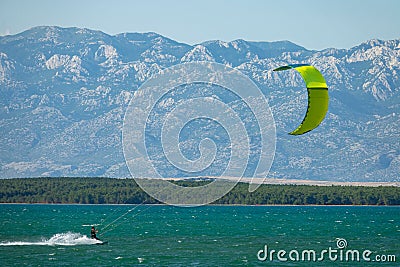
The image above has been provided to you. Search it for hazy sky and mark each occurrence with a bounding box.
[1,0,399,50]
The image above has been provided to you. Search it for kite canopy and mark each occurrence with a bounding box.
[273,64,329,135]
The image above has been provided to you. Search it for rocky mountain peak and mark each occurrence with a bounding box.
[0,26,398,182]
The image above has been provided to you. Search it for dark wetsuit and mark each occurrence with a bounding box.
[91,228,98,239]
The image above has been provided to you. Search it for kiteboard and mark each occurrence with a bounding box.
[95,240,108,245]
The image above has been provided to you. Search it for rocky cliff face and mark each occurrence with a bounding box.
[0,26,399,181]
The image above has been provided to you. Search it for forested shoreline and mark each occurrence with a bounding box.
[0,177,399,205]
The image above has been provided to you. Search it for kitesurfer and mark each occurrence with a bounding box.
[91,226,99,240]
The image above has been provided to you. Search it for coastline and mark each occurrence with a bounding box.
[1,177,399,205]
[192,177,400,187]
[1,203,399,207]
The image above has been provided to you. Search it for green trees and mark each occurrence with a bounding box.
[0,177,399,205]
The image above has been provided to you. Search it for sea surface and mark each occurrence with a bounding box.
[0,204,398,266]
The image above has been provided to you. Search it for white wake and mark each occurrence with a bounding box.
[0,232,102,246]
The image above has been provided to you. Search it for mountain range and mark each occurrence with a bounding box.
[0,26,399,182]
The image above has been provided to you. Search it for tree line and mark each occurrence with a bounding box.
[0,177,399,205]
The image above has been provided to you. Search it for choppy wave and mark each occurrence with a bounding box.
[0,232,101,246]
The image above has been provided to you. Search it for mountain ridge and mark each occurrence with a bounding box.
[0,26,399,182]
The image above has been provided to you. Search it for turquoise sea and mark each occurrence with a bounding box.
[0,204,398,266]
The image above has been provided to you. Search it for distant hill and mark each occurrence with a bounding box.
[0,26,399,182]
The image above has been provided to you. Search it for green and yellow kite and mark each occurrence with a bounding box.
[273,64,329,135]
